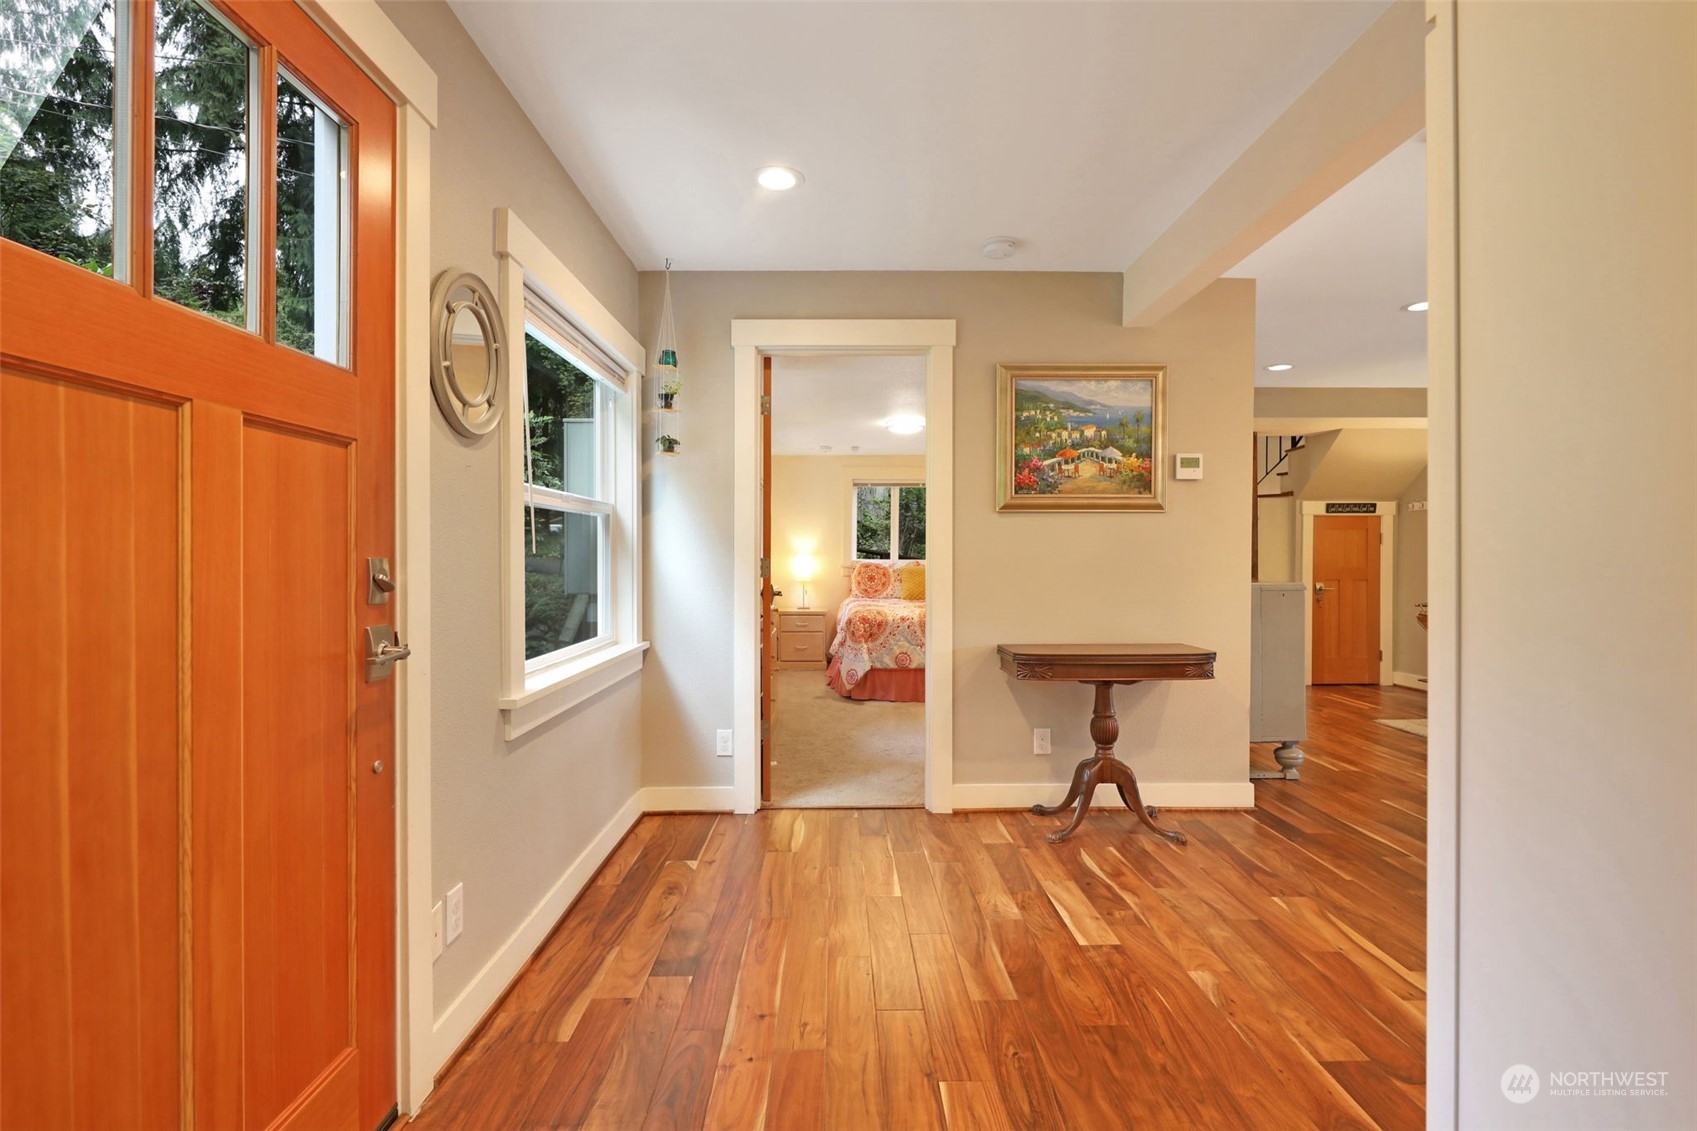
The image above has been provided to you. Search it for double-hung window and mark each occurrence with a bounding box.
[853,482,926,561]
[496,209,645,737]
[522,309,615,664]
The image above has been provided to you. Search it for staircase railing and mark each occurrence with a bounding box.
[1257,434,1305,491]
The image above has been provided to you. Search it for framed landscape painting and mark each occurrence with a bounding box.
[996,364,1167,512]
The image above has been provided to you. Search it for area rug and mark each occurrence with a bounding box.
[1378,718,1429,737]
[770,670,924,807]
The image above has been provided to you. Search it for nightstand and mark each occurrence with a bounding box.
[775,609,828,669]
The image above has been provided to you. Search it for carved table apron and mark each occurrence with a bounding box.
[996,644,1217,845]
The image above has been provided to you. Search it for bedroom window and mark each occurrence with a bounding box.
[854,483,926,560]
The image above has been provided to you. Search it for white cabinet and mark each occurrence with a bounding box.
[1251,582,1307,779]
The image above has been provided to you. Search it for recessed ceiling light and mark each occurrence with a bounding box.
[884,414,926,435]
[756,166,802,191]
[1403,300,1430,312]
[1265,363,1294,372]
[981,237,1019,260]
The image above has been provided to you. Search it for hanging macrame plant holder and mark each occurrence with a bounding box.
[655,260,682,453]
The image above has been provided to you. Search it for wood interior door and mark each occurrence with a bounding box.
[0,3,397,1129]
[1311,514,1381,684]
[760,354,775,803]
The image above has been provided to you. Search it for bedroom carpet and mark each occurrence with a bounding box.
[769,669,924,807]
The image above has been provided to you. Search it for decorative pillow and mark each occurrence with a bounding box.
[895,562,926,601]
[849,561,896,599]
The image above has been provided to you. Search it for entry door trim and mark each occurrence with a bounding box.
[1300,499,1397,686]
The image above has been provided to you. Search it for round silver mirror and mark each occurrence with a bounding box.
[430,269,507,437]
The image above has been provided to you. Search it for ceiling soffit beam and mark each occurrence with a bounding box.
[1121,0,1425,328]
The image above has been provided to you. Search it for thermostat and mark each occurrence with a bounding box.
[1174,453,1204,480]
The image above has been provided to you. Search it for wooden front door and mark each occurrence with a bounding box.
[0,2,397,1129]
[1311,514,1381,684]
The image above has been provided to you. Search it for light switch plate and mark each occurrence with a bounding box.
[1175,453,1204,480]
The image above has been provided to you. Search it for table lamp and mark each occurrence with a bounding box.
[791,554,818,609]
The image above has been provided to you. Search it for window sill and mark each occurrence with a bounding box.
[499,640,649,740]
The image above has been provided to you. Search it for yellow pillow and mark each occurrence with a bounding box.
[895,563,926,601]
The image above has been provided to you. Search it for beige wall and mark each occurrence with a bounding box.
[380,0,643,1030]
[1392,466,1426,678]
[1255,494,1297,583]
[772,455,927,627]
[1443,2,1696,1125]
[1254,385,1427,420]
[640,273,1255,792]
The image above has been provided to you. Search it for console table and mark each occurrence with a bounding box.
[996,643,1217,845]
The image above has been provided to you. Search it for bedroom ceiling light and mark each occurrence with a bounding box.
[1265,363,1294,372]
[884,414,926,435]
[756,166,803,191]
[981,237,1019,260]
[1403,300,1429,312]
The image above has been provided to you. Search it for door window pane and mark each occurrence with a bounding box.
[0,0,121,276]
[275,70,345,362]
[153,0,250,327]
[897,485,926,560]
[525,328,601,499]
[855,485,891,560]
[525,507,603,660]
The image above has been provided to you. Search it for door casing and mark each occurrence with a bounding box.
[730,321,957,814]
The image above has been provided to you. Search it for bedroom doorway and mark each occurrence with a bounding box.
[764,353,930,807]
[731,320,956,813]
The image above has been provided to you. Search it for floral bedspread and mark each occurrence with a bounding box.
[828,596,927,690]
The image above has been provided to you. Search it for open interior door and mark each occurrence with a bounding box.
[759,355,775,802]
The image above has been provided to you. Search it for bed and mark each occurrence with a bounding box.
[825,562,927,701]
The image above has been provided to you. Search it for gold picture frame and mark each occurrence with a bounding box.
[996,363,1167,512]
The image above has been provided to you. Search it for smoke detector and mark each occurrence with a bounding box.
[981,237,1019,260]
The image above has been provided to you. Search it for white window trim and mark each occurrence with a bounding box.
[494,208,645,739]
[848,480,925,563]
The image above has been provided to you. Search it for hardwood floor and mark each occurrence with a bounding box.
[411,685,1426,1130]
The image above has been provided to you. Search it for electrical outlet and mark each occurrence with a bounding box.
[716,729,733,757]
[1033,728,1052,755]
[431,901,445,960]
[445,883,464,946]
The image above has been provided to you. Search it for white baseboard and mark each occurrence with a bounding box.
[430,788,644,1069]
[1393,671,1430,691]
[640,785,738,811]
[951,780,1256,811]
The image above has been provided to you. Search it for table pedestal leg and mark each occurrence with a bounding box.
[1029,681,1188,846]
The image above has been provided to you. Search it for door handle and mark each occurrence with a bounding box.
[368,557,397,604]
[365,624,412,682]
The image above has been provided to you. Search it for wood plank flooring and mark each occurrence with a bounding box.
[411,685,1426,1130]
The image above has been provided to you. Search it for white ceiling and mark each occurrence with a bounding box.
[769,354,927,456]
[1231,137,1428,388]
[449,0,1390,271]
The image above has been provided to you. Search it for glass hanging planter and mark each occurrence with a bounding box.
[653,259,682,454]
[655,261,681,411]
